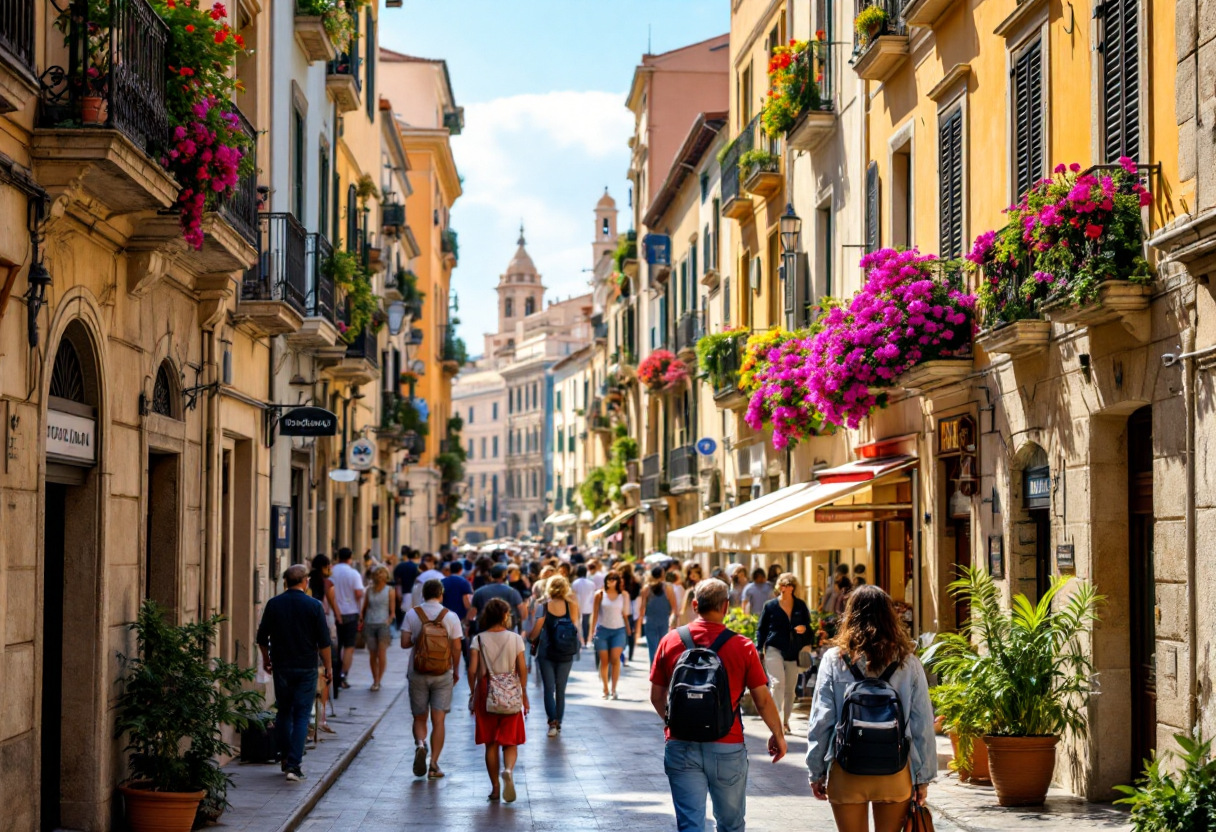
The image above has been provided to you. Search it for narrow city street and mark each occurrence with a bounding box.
[298,650,859,832]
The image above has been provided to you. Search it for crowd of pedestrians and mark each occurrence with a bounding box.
[255,544,936,832]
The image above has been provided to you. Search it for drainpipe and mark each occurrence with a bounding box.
[203,328,220,619]
[1182,323,1199,730]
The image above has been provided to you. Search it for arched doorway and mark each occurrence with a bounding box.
[42,320,104,831]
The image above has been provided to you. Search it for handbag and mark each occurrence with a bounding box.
[904,796,935,832]
[480,634,523,715]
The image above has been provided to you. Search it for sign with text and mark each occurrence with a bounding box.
[1056,543,1075,570]
[1024,466,1051,510]
[937,415,976,456]
[643,234,671,266]
[272,505,291,549]
[279,406,338,437]
[46,408,96,466]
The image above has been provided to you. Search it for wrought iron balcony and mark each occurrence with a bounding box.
[237,213,307,334]
[641,453,664,501]
[720,120,752,220]
[675,310,702,358]
[39,0,170,155]
[712,336,745,405]
[344,322,379,367]
[218,108,259,248]
[669,445,699,494]
[326,51,361,113]
[852,0,910,82]
[439,323,466,368]
[0,0,36,80]
[304,232,335,321]
[382,202,405,231]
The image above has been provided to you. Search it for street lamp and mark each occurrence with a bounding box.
[779,204,802,254]
[387,301,407,335]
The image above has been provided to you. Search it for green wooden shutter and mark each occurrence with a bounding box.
[938,108,964,260]
[1102,0,1140,161]
[1013,40,1044,200]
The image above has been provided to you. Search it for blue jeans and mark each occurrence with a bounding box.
[645,624,667,669]
[273,667,318,769]
[664,740,749,832]
[538,656,573,722]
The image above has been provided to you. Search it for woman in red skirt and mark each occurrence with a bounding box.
[468,597,529,801]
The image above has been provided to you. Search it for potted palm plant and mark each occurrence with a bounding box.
[115,600,264,832]
[928,682,991,784]
[930,567,1100,806]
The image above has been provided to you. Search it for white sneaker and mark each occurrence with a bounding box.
[547,725,558,738]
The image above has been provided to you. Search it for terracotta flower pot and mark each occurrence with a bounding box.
[948,733,991,785]
[119,783,206,832]
[80,95,107,124]
[984,735,1058,806]
[934,715,946,735]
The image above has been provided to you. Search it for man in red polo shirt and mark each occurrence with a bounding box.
[649,578,787,832]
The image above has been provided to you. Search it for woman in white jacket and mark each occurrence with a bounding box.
[805,584,937,832]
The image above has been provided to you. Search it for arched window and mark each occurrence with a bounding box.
[505,297,514,317]
[602,218,609,237]
[524,296,535,315]
[50,338,86,403]
[346,183,358,253]
[152,361,179,419]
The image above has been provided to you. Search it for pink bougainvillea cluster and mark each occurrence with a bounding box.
[637,349,689,392]
[969,158,1152,324]
[165,98,247,248]
[800,248,976,431]
[743,333,827,449]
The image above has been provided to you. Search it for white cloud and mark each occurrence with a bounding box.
[445,90,633,348]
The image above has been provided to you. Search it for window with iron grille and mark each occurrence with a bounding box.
[939,107,964,260]
[1012,39,1044,200]
[865,161,880,253]
[1101,0,1140,161]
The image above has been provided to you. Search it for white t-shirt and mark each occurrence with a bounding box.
[412,569,445,605]
[590,571,605,591]
[404,600,464,644]
[330,562,363,616]
[571,577,596,614]
[671,583,686,618]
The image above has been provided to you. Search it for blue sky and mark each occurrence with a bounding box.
[378,1,728,351]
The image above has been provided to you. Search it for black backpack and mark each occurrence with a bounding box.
[666,626,738,742]
[832,659,910,776]
[544,605,580,661]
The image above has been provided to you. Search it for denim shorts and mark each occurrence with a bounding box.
[594,625,627,652]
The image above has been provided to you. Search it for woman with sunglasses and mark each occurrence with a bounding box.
[589,571,632,699]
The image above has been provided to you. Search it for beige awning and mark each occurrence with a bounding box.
[715,456,917,553]
[666,485,811,555]
[586,507,638,542]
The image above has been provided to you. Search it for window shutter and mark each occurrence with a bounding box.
[1013,40,1044,200]
[938,108,964,260]
[865,161,880,253]
[724,276,731,323]
[1102,0,1140,161]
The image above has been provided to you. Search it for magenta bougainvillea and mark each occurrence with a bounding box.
[637,349,688,392]
[800,248,976,431]
[743,334,828,449]
[970,158,1152,325]
[165,98,248,248]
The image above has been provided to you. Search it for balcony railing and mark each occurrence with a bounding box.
[382,202,405,231]
[720,123,747,207]
[641,453,663,501]
[438,323,466,364]
[669,445,699,493]
[243,213,308,316]
[39,0,170,154]
[218,107,258,247]
[0,0,36,76]
[344,318,378,367]
[854,0,907,52]
[712,337,744,400]
[675,310,702,356]
[304,232,335,321]
[328,51,362,92]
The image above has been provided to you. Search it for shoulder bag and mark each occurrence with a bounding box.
[480,634,523,715]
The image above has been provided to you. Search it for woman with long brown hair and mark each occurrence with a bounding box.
[805,584,936,832]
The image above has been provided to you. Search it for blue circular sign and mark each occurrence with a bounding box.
[696,437,717,456]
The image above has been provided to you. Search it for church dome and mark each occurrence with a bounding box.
[596,188,616,209]
[505,225,537,276]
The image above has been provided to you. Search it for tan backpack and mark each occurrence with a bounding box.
[413,606,453,675]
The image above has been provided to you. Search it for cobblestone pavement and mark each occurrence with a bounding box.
[296,648,958,832]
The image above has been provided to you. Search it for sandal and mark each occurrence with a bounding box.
[320,723,337,734]
[427,765,445,779]
[487,793,501,802]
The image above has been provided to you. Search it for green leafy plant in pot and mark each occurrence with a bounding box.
[927,681,991,784]
[115,600,264,832]
[1114,730,1216,831]
[929,566,1101,806]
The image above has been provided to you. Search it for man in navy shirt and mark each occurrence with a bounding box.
[441,560,474,659]
[394,547,419,628]
[256,564,332,782]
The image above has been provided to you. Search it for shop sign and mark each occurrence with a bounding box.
[937,415,976,456]
[279,406,338,437]
[272,505,291,549]
[348,438,375,471]
[814,508,898,523]
[1056,543,1075,571]
[696,437,717,456]
[643,234,671,266]
[47,408,96,466]
[1024,466,1051,510]
[988,535,1005,579]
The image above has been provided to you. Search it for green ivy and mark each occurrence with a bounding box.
[612,230,637,273]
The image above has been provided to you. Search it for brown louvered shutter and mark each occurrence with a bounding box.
[1013,40,1044,200]
[939,108,964,260]
[866,161,880,253]
[1102,0,1140,161]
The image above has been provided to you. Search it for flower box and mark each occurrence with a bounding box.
[742,165,782,199]
[975,320,1052,359]
[891,358,973,393]
[1042,280,1152,335]
[852,35,909,82]
[787,108,836,153]
[294,16,338,63]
